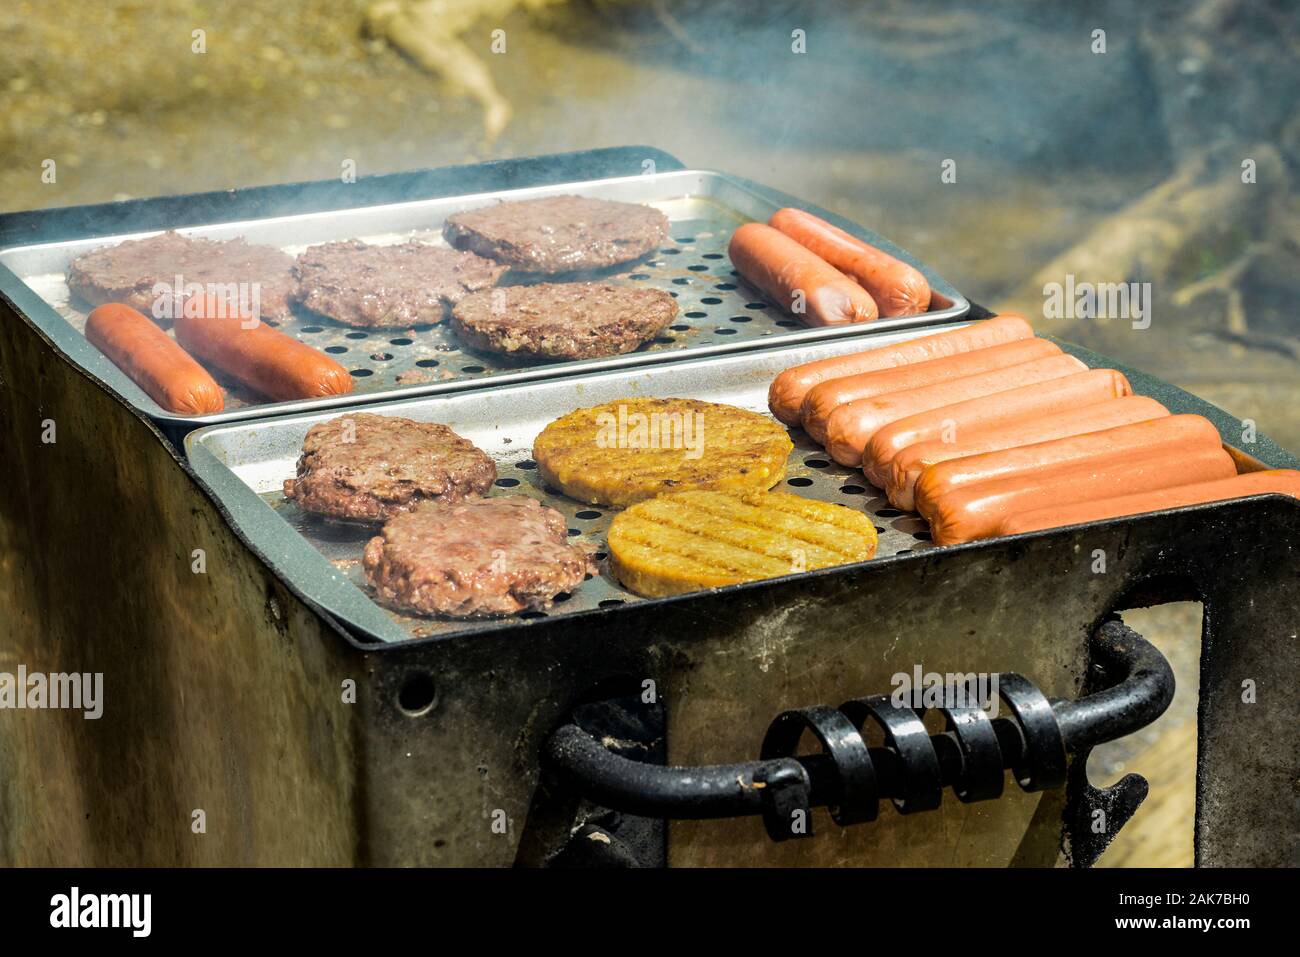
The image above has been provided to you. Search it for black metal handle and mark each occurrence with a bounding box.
[543,620,1174,842]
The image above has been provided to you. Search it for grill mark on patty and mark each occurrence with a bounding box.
[606,490,878,596]
[620,499,863,564]
[607,539,734,580]
[615,521,795,577]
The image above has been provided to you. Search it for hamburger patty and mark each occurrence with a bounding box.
[283,413,496,522]
[450,283,677,360]
[291,240,506,328]
[608,489,877,598]
[363,496,595,618]
[532,397,794,507]
[442,195,670,273]
[66,230,296,322]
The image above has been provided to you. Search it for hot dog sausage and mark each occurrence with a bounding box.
[912,414,1224,515]
[996,469,1300,536]
[173,296,354,401]
[769,208,931,316]
[861,370,1135,489]
[919,444,1237,545]
[884,395,1166,509]
[823,353,1087,466]
[801,337,1061,443]
[85,303,224,414]
[767,315,1033,425]
[729,222,878,328]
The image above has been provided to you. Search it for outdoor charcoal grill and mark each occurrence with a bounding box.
[0,147,1296,868]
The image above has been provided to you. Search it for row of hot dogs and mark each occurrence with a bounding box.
[769,316,1300,543]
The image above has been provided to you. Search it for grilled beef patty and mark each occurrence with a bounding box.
[283,413,496,522]
[291,240,506,328]
[362,496,595,618]
[442,195,670,273]
[450,282,677,360]
[66,230,297,322]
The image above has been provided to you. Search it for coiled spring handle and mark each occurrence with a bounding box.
[543,620,1173,841]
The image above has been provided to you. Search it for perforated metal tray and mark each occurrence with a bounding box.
[185,325,978,644]
[0,170,967,435]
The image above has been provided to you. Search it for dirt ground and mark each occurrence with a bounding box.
[1,0,1294,867]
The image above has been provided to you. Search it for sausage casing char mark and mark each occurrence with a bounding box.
[728,222,878,328]
[767,314,1033,425]
[800,336,1061,443]
[919,443,1238,545]
[173,295,354,401]
[768,207,931,317]
[996,469,1300,536]
[85,303,224,414]
[823,352,1088,467]
[884,394,1166,509]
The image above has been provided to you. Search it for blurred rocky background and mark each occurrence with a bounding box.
[2,0,1295,866]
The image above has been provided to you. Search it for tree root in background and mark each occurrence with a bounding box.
[364,0,715,143]
[1011,0,1300,372]
[1002,144,1293,367]
[1006,143,1282,308]
[364,0,563,145]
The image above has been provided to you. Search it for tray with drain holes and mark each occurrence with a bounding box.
[0,169,967,439]
[184,324,976,644]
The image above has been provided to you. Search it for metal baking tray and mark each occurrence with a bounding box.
[185,324,988,644]
[184,317,1284,646]
[0,169,967,436]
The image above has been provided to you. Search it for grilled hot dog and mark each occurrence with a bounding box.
[801,337,1061,443]
[768,208,932,317]
[996,469,1300,536]
[919,444,1237,545]
[861,369,1135,490]
[884,395,1166,509]
[767,315,1033,425]
[729,222,878,328]
[173,296,354,402]
[912,414,1224,513]
[85,303,224,414]
[823,353,1087,467]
